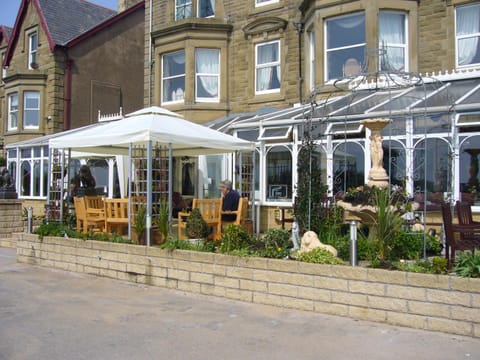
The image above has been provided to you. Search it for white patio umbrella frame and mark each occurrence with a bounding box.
[49,106,256,246]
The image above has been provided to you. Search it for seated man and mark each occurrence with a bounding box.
[220,179,240,222]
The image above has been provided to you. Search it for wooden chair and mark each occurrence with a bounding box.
[455,201,480,240]
[178,198,223,240]
[84,196,105,232]
[73,196,105,233]
[104,198,129,235]
[221,197,249,227]
[440,202,480,268]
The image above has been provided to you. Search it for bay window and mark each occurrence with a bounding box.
[325,12,366,81]
[23,91,40,129]
[162,50,186,103]
[195,48,219,101]
[175,0,192,20]
[255,40,281,94]
[8,93,18,130]
[379,11,407,72]
[456,3,480,68]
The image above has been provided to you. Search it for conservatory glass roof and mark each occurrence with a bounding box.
[209,74,480,133]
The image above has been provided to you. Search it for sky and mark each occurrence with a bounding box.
[0,0,119,28]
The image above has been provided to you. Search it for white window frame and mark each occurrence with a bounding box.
[195,48,220,102]
[23,91,40,129]
[255,40,281,95]
[258,126,292,140]
[324,12,366,81]
[175,0,192,20]
[379,11,408,72]
[455,3,480,69]
[198,0,214,18]
[8,93,18,131]
[255,0,278,7]
[161,50,186,104]
[1,52,6,79]
[308,31,315,91]
[28,31,38,69]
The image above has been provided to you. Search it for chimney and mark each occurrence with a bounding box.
[118,0,142,12]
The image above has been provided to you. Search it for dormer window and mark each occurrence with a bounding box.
[1,52,6,79]
[28,31,38,69]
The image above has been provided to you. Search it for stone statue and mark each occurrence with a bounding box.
[298,231,338,257]
[0,167,17,199]
[290,218,301,251]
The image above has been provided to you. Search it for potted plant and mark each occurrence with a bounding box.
[155,200,169,244]
[133,204,147,245]
[185,208,209,241]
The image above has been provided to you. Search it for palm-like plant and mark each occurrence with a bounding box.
[371,187,404,262]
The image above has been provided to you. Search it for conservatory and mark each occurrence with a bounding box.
[206,70,480,224]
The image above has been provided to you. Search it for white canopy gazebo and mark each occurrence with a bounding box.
[49,106,256,245]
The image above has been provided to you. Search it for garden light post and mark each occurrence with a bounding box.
[350,221,358,266]
[27,206,33,233]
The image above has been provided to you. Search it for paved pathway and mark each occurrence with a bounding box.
[1,247,479,360]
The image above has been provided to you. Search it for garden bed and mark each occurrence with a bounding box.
[13,232,480,338]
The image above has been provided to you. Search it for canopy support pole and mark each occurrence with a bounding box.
[146,140,153,247]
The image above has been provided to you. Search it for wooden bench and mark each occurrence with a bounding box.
[178,198,223,241]
[221,197,249,228]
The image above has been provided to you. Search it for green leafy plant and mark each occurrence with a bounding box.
[295,247,345,265]
[156,200,169,241]
[185,208,209,239]
[133,204,147,244]
[370,187,404,262]
[218,224,254,254]
[294,123,329,234]
[257,228,293,258]
[453,251,480,278]
[35,221,83,240]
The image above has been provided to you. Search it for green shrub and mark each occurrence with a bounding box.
[257,228,293,258]
[160,238,215,252]
[218,224,254,254]
[453,251,480,278]
[35,221,83,240]
[185,208,209,239]
[295,247,345,265]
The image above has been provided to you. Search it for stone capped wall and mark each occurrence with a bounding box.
[14,233,480,339]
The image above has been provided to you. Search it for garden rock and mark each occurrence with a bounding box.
[299,231,337,256]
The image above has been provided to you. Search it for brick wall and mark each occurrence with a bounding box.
[14,233,480,338]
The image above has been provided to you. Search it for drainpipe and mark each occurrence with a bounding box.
[294,22,304,104]
[148,0,153,106]
[65,56,73,130]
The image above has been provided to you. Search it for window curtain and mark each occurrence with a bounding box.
[379,12,405,71]
[457,5,480,66]
[196,49,218,98]
[257,43,280,91]
[199,0,214,17]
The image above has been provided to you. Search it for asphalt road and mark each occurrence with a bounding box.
[1,247,479,360]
